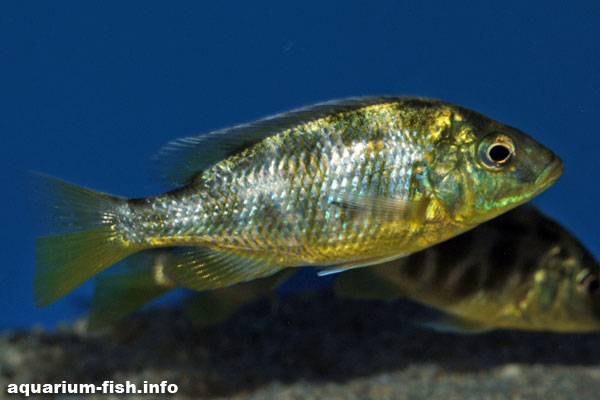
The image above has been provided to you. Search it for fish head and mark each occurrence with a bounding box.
[516,216,600,332]
[546,242,600,332]
[427,108,563,226]
[564,265,600,332]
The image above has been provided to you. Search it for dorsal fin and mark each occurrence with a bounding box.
[153,96,400,187]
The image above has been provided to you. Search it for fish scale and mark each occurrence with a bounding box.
[142,130,407,260]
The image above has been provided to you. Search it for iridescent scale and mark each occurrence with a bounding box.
[118,103,440,265]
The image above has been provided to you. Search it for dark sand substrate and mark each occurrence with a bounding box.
[2,290,600,399]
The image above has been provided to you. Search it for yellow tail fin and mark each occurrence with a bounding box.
[33,174,135,306]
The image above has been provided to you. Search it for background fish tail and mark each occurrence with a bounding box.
[32,174,135,306]
[88,252,176,331]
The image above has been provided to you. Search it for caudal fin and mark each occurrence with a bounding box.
[33,174,135,306]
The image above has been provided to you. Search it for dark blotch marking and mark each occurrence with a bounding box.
[402,249,427,280]
[483,238,517,291]
[455,262,482,298]
[432,232,474,285]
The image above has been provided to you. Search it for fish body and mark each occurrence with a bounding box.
[34,96,563,306]
[337,206,600,332]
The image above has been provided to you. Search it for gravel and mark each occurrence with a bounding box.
[2,289,600,399]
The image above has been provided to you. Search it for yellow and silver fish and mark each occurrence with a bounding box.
[34,96,563,306]
[336,206,600,332]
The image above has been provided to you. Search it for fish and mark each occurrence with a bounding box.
[33,96,563,306]
[335,206,600,332]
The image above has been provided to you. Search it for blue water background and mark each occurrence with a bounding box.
[1,1,598,330]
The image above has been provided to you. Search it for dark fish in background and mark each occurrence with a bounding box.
[336,206,600,332]
[34,97,562,307]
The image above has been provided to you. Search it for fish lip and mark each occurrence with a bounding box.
[535,157,564,188]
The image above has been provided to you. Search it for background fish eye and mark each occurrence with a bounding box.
[478,133,515,171]
[578,273,600,296]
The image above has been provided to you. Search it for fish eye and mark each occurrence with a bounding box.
[479,133,515,171]
[578,273,600,296]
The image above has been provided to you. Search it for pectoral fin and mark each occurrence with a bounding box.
[331,193,423,215]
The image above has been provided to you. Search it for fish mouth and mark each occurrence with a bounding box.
[535,156,564,189]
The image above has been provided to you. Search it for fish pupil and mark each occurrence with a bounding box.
[488,144,511,163]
